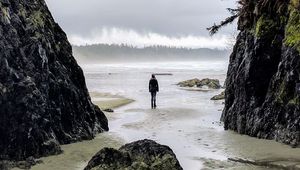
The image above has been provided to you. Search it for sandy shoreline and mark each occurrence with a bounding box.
[30,133,124,170]
[27,92,134,170]
[21,62,300,170]
[90,92,135,110]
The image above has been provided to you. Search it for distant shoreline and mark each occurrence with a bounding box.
[73,43,230,64]
[154,73,173,76]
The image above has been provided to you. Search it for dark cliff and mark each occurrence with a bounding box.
[0,0,108,160]
[223,0,300,146]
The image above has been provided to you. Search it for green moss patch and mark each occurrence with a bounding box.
[291,0,300,9]
[276,80,299,106]
[29,10,45,28]
[277,81,288,104]
[288,96,300,105]
[1,7,11,24]
[255,15,279,38]
[284,6,300,52]
[18,7,27,19]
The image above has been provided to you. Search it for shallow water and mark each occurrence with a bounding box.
[32,61,300,170]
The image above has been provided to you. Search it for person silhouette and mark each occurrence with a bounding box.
[149,74,159,109]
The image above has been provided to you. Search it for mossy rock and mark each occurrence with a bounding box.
[276,80,300,106]
[196,78,222,89]
[211,91,225,100]
[291,0,300,9]
[255,14,282,38]
[1,6,10,24]
[29,10,45,28]
[284,5,300,52]
[84,139,183,170]
[177,78,221,89]
[177,78,200,87]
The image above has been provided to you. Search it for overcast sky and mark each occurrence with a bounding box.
[45,0,237,49]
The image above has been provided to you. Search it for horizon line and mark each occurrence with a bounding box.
[71,42,230,51]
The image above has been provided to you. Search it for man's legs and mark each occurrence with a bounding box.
[151,92,154,108]
[153,92,157,108]
[151,92,157,109]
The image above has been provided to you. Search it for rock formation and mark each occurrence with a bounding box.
[177,78,222,89]
[222,0,300,146]
[0,0,108,161]
[211,91,225,100]
[84,139,183,170]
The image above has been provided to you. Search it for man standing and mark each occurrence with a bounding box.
[149,74,159,109]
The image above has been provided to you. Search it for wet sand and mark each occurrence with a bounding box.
[31,133,123,170]
[30,62,300,170]
[90,92,135,110]
[111,103,300,170]
[29,93,133,170]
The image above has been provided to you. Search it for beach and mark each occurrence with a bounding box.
[30,93,131,170]
[30,61,300,170]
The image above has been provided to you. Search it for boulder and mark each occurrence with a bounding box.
[177,78,200,87]
[197,78,222,89]
[211,91,225,100]
[103,108,114,113]
[177,78,221,89]
[84,139,183,170]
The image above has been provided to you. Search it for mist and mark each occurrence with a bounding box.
[45,0,237,49]
[73,44,230,64]
[69,27,230,49]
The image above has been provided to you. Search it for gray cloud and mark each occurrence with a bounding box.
[45,0,237,47]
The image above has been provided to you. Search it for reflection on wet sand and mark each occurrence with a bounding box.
[30,62,300,170]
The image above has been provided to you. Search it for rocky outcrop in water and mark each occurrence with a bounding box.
[0,0,108,161]
[211,91,225,100]
[222,0,300,146]
[178,78,222,89]
[84,139,183,170]
[103,108,114,113]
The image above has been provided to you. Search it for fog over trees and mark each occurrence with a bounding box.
[73,44,229,63]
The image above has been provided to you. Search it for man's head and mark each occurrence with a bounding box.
[152,74,156,79]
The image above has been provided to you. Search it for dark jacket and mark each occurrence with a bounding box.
[149,78,159,92]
